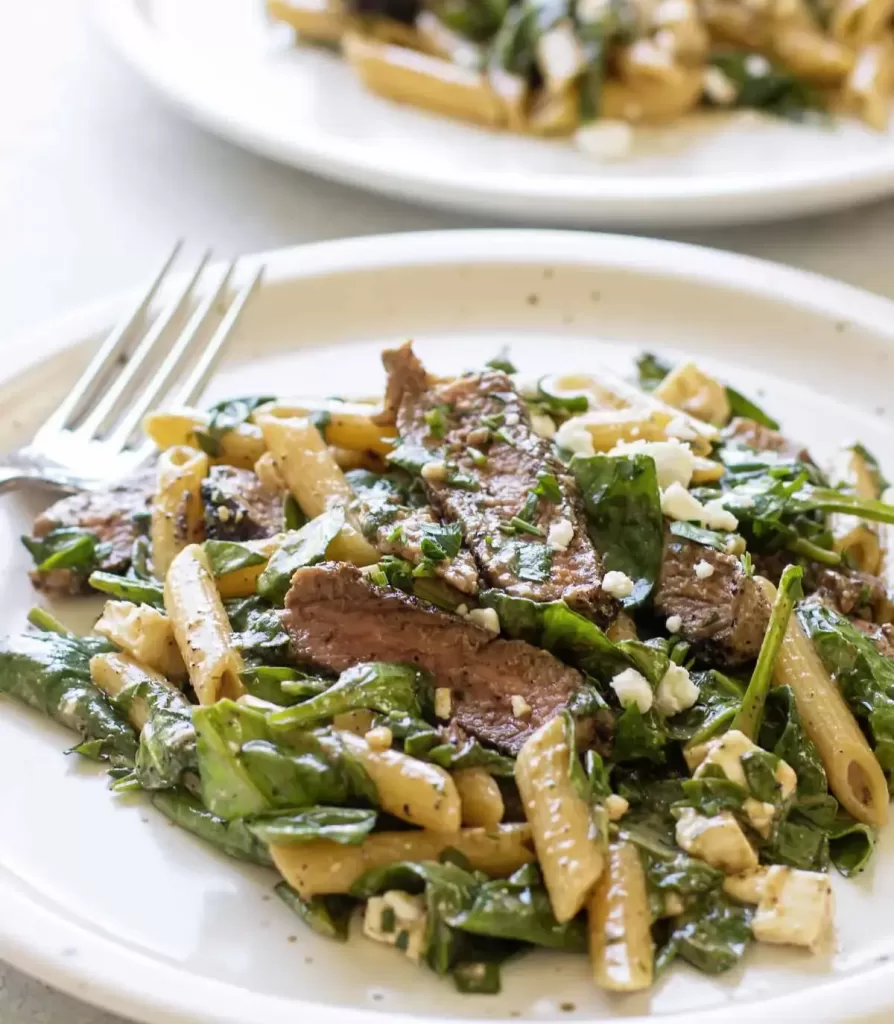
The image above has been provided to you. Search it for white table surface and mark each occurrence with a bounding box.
[2,3,894,1022]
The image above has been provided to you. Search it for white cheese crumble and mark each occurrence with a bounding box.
[455,604,469,617]
[654,663,700,716]
[675,808,759,874]
[468,607,500,634]
[665,414,698,441]
[576,0,611,23]
[364,890,428,962]
[610,438,695,490]
[510,694,532,719]
[602,570,635,599]
[530,412,557,439]
[536,20,584,87]
[703,498,739,531]
[703,66,737,105]
[421,460,447,483]
[695,559,715,579]
[666,614,683,634]
[504,411,520,427]
[745,53,771,77]
[752,866,834,951]
[434,687,452,720]
[574,120,633,161]
[547,518,575,552]
[605,794,630,821]
[554,419,595,456]
[660,482,739,531]
[610,667,653,713]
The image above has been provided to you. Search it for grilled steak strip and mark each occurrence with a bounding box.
[654,533,771,665]
[382,343,612,620]
[724,416,813,464]
[282,562,603,754]
[202,465,284,542]
[28,469,155,594]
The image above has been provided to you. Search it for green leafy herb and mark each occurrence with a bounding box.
[204,540,267,578]
[534,378,589,415]
[708,51,826,122]
[680,775,747,815]
[225,596,292,664]
[725,386,780,430]
[194,396,274,457]
[248,806,377,845]
[532,471,561,503]
[668,521,739,552]
[151,789,273,865]
[667,670,744,745]
[659,894,752,974]
[240,666,329,707]
[485,347,517,374]
[635,352,671,391]
[22,526,107,575]
[257,508,345,605]
[88,571,165,609]
[613,705,668,764]
[425,405,452,440]
[572,454,663,607]
[275,882,355,942]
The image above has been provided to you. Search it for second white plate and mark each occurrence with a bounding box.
[93,0,894,228]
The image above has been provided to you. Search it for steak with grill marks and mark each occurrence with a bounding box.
[381,342,613,622]
[281,561,611,755]
[654,533,771,665]
[201,465,284,541]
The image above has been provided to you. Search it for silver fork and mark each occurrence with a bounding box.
[0,244,263,496]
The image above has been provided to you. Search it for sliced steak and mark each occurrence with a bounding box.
[201,466,284,541]
[28,469,155,594]
[852,619,894,659]
[724,417,813,464]
[282,561,604,754]
[805,564,887,620]
[654,534,771,664]
[382,343,612,621]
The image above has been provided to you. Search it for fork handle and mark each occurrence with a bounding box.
[0,465,81,497]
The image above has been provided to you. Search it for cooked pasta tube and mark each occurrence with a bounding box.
[877,486,894,620]
[652,361,732,426]
[773,28,855,82]
[338,730,461,832]
[266,0,347,43]
[271,824,535,897]
[453,767,505,828]
[527,83,579,136]
[143,410,266,470]
[255,399,396,454]
[515,714,605,923]
[600,65,704,124]
[830,0,894,49]
[829,445,882,573]
[332,709,376,736]
[257,412,379,565]
[93,601,187,681]
[164,545,245,705]
[90,652,179,730]
[588,841,654,992]
[700,0,769,46]
[758,578,889,826]
[342,32,507,127]
[150,446,209,577]
[843,40,894,128]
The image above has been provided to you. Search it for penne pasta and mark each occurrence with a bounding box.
[164,545,245,705]
[453,767,505,828]
[758,577,889,827]
[270,824,535,897]
[829,445,882,573]
[143,409,266,470]
[257,412,379,565]
[588,841,654,992]
[515,714,605,923]
[338,730,462,832]
[255,399,396,455]
[652,361,732,426]
[93,600,187,682]
[151,446,209,577]
[90,651,180,730]
[214,533,285,599]
[266,0,347,43]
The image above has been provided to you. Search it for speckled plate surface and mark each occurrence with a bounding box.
[3,231,894,1024]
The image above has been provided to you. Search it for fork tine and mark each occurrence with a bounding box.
[106,260,237,451]
[78,250,212,440]
[169,265,264,408]
[34,241,183,440]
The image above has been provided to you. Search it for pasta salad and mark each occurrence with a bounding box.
[266,0,894,149]
[6,342,894,995]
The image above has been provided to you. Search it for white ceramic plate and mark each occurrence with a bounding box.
[91,0,894,228]
[4,230,894,1024]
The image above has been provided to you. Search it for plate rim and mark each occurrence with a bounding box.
[90,0,894,227]
[4,229,894,1024]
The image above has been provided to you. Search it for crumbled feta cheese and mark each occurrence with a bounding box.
[723,867,769,904]
[576,0,610,23]
[574,120,633,161]
[665,414,698,441]
[468,607,500,634]
[364,890,428,962]
[455,604,469,617]
[421,460,447,483]
[695,559,715,579]
[217,506,232,523]
[743,797,777,839]
[752,866,834,951]
[602,570,635,599]
[434,687,452,720]
[605,794,629,821]
[675,808,759,874]
[530,412,557,439]
[547,518,575,552]
[703,66,737,105]
[661,481,707,522]
[745,53,771,77]
[666,614,683,634]
[536,19,584,86]
[610,438,695,490]
[724,535,747,555]
[703,498,739,531]
[554,419,595,456]
[510,694,532,719]
[610,668,653,713]
[365,726,393,752]
[654,663,700,716]
[504,411,520,427]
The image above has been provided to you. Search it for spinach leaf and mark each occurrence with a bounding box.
[419,521,463,562]
[659,894,752,974]
[533,378,589,415]
[621,820,723,910]
[708,51,826,121]
[388,443,433,476]
[485,347,517,374]
[385,714,516,777]
[499,539,553,582]
[765,817,829,871]
[760,685,828,810]
[0,628,137,765]
[679,775,747,816]
[668,521,738,552]
[22,526,107,575]
[725,386,780,431]
[151,789,273,865]
[798,601,894,774]
[88,570,165,609]
[248,806,377,845]
[667,670,744,744]
[268,662,430,729]
[851,443,889,495]
[613,705,668,764]
[204,540,267,578]
[225,596,292,664]
[635,352,671,392]
[827,816,875,877]
[240,666,329,707]
[257,508,345,605]
[194,396,274,457]
[571,454,663,607]
[275,882,355,942]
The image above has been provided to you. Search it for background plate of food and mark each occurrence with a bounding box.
[3,230,894,1024]
[92,0,894,227]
